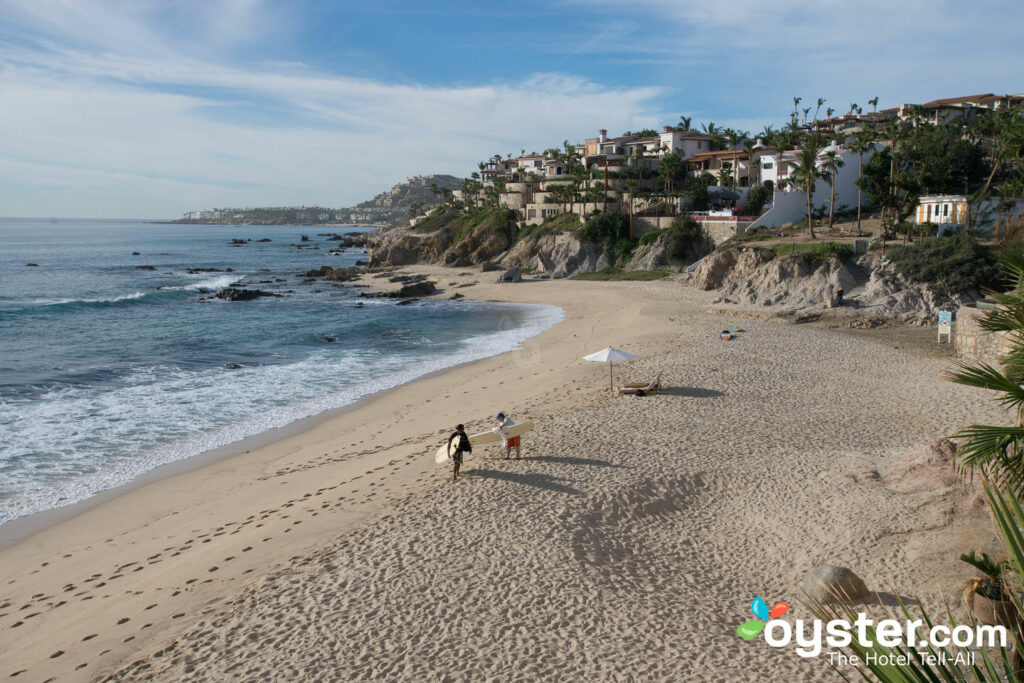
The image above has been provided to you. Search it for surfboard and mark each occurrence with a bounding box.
[468,421,534,447]
[433,422,535,464]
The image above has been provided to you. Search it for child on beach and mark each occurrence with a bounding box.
[495,412,521,460]
[447,424,471,481]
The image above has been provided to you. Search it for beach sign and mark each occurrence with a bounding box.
[938,310,952,343]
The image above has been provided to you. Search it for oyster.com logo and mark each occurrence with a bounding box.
[737,597,789,640]
[735,595,1006,664]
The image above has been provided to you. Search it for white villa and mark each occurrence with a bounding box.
[915,193,1024,235]
[746,140,882,231]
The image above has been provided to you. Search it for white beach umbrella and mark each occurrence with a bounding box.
[582,347,639,392]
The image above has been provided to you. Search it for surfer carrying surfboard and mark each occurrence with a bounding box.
[447,424,471,481]
[495,412,521,460]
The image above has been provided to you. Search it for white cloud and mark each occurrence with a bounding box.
[0,9,664,217]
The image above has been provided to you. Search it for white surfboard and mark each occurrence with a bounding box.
[433,422,535,464]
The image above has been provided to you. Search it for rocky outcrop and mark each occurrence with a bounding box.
[684,247,965,323]
[306,266,362,282]
[442,223,510,267]
[686,247,776,291]
[855,255,969,322]
[715,253,855,309]
[215,288,281,301]
[624,231,710,272]
[499,229,612,278]
[381,281,437,298]
[368,224,454,266]
[496,267,522,283]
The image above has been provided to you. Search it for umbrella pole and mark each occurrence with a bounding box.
[609,361,613,392]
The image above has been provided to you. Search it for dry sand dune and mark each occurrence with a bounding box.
[0,270,1006,681]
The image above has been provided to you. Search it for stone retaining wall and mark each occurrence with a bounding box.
[954,304,1016,364]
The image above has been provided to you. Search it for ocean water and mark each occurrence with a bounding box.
[0,219,561,524]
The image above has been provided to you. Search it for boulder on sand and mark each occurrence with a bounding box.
[497,267,522,283]
[801,565,869,604]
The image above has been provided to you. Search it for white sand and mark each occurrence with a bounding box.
[0,269,1006,681]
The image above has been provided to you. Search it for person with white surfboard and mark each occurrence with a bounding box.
[446,424,471,481]
[495,412,521,460]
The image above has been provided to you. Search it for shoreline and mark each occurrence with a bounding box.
[0,299,562,548]
[0,268,1002,681]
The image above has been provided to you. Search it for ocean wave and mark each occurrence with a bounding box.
[0,274,242,315]
[0,303,563,524]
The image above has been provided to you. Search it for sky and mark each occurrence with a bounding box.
[0,0,1022,218]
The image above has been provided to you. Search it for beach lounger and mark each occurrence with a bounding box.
[618,373,661,395]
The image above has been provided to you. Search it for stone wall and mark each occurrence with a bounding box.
[954,304,1016,364]
[699,219,746,246]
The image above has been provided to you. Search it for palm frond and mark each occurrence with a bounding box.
[946,364,1024,419]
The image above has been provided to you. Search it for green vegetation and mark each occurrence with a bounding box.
[665,214,702,261]
[570,267,671,281]
[410,207,462,233]
[637,228,666,246]
[449,207,516,244]
[581,212,633,258]
[515,212,580,243]
[772,241,853,263]
[887,233,1000,294]
[740,184,771,217]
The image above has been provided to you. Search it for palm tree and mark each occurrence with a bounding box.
[949,249,1024,493]
[791,134,824,239]
[678,115,692,131]
[813,97,826,123]
[742,138,759,187]
[823,149,845,230]
[727,129,749,186]
[429,182,440,209]
[702,121,724,150]
[881,120,902,239]
[792,96,802,118]
[623,178,639,238]
[716,166,733,188]
[868,96,879,112]
[847,128,875,235]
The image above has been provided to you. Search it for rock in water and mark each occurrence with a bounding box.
[214,288,281,301]
[135,265,156,270]
[25,262,39,267]
[381,281,436,298]
[802,565,869,604]
[497,267,522,283]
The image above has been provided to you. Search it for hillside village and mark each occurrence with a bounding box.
[433,92,1024,240]
[361,92,1024,326]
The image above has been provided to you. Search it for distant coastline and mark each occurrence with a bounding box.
[161,219,384,228]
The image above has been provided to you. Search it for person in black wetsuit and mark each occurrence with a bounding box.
[447,424,471,481]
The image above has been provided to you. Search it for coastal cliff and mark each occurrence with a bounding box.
[366,208,624,277]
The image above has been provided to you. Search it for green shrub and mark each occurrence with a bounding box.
[515,212,580,242]
[741,185,771,216]
[450,208,515,244]
[637,228,667,246]
[581,212,631,245]
[888,233,1001,295]
[665,214,702,261]
[773,241,854,263]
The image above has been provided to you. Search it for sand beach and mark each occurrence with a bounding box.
[0,270,1007,681]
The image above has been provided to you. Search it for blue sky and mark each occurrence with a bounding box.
[1,0,1022,218]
